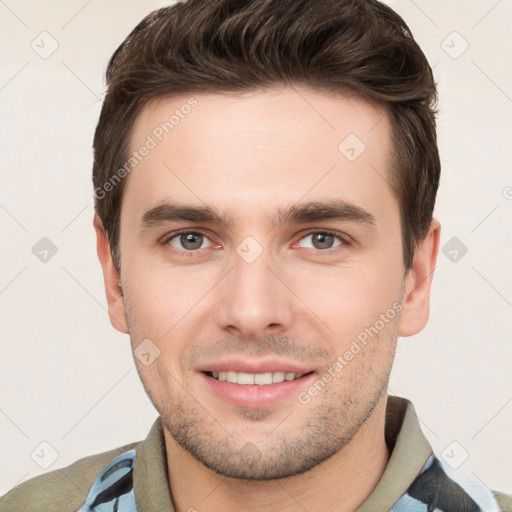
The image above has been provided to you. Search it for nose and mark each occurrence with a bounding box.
[212,245,295,341]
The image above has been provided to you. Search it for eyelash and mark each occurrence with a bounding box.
[161,229,351,256]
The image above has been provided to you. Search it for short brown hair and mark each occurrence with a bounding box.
[92,0,440,270]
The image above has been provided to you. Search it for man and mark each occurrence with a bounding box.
[1,0,510,510]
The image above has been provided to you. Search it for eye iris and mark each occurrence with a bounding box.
[313,233,334,250]
[181,233,203,250]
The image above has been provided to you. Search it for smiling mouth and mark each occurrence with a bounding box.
[206,371,311,385]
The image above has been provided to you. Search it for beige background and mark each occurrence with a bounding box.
[1,0,511,497]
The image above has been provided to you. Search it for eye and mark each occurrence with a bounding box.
[162,229,348,255]
[165,230,214,251]
[297,231,345,251]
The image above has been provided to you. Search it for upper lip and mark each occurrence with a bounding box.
[197,358,313,375]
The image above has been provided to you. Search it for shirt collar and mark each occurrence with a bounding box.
[133,417,175,511]
[357,395,432,510]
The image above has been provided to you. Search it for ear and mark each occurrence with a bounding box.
[398,219,441,337]
[93,215,129,334]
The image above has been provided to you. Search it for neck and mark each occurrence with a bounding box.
[164,394,390,512]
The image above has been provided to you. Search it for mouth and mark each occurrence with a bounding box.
[207,370,307,385]
[199,364,315,409]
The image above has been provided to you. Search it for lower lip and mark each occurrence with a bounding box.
[200,372,314,409]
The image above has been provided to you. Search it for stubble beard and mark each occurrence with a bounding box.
[125,295,399,481]
[137,352,394,481]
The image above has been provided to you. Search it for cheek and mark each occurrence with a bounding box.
[122,254,219,346]
[287,253,404,345]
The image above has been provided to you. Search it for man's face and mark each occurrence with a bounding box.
[112,88,411,479]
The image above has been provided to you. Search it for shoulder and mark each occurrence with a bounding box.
[0,441,139,512]
[493,490,512,511]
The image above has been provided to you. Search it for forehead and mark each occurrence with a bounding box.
[122,87,396,227]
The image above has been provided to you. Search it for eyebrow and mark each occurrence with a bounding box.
[140,199,376,231]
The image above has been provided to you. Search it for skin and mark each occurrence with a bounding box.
[95,87,440,512]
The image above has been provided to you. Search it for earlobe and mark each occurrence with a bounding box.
[398,219,441,338]
[93,215,129,334]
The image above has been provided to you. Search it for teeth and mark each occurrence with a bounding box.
[254,372,272,385]
[212,371,304,385]
[272,371,285,383]
[237,372,255,385]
